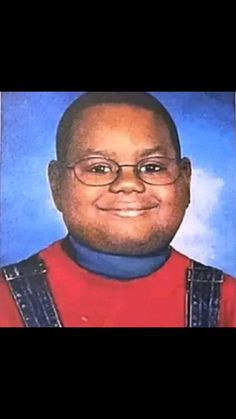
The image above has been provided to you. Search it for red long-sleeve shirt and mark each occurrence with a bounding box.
[0,241,236,327]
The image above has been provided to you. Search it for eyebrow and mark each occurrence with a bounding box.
[78,145,167,160]
[78,149,116,159]
[138,146,167,157]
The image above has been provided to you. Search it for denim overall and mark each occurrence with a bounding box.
[1,245,224,328]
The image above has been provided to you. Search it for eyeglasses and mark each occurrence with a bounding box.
[61,156,182,186]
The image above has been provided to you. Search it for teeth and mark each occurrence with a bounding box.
[114,210,145,217]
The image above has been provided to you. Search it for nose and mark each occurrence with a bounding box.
[109,166,145,194]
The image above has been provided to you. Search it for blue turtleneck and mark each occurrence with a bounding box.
[68,235,171,280]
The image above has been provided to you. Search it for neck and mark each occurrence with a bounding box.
[63,234,171,281]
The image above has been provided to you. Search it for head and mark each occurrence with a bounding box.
[49,92,191,255]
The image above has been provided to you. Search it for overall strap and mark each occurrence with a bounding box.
[186,260,224,328]
[2,255,63,328]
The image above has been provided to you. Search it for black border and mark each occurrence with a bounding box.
[1,47,235,92]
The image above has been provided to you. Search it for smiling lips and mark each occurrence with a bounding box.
[98,204,158,218]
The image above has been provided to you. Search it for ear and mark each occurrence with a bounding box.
[179,157,192,182]
[179,157,192,206]
[48,160,63,212]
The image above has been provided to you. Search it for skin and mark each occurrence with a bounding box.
[48,104,191,255]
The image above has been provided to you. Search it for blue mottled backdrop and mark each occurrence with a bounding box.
[1,92,235,277]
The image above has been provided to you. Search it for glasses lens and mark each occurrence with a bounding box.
[137,157,179,185]
[74,158,118,185]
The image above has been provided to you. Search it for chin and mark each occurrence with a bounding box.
[68,222,180,256]
[92,233,174,256]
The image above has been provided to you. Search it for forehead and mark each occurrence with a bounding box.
[68,104,175,160]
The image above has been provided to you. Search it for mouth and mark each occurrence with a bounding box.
[97,205,159,218]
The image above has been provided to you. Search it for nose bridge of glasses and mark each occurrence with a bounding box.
[117,164,141,180]
[110,163,145,191]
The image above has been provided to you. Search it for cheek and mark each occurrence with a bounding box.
[157,183,188,220]
[60,181,101,220]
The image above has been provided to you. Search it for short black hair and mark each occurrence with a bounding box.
[56,92,181,161]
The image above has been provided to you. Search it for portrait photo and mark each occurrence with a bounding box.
[0,91,235,328]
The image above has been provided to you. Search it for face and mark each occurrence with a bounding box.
[49,104,191,255]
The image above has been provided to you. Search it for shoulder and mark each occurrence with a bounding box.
[0,239,64,275]
[172,248,236,284]
[0,240,64,327]
[172,247,236,298]
[0,238,65,294]
[0,250,44,302]
[173,249,236,327]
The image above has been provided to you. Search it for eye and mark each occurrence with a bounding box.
[89,164,112,174]
[139,163,165,173]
